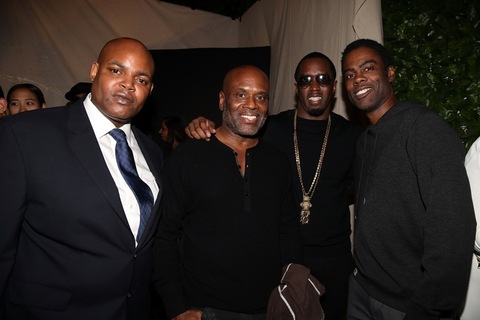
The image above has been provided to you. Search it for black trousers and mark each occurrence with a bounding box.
[303,246,355,320]
[347,274,459,320]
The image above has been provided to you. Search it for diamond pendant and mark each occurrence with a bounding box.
[300,195,312,224]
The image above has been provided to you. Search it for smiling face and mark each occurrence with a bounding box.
[295,57,337,120]
[89,38,154,127]
[342,47,397,123]
[219,66,269,137]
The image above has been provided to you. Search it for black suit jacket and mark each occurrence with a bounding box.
[0,101,163,320]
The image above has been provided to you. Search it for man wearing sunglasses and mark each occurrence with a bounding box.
[185,53,362,320]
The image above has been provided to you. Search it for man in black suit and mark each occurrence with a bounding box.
[0,37,163,320]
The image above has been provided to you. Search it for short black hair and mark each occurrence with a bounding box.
[0,86,4,99]
[341,39,392,72]
[294,52,336,81]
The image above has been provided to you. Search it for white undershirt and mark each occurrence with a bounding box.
[84,94,159,245]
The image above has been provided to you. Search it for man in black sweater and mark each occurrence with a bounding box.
[153,65,302,320]
[342,39,476,320]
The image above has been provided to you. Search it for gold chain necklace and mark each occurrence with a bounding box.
[294,110,331,224]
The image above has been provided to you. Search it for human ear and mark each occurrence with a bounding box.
[218,91,226,111]
[90,62,99,82]
[387,66,396,83]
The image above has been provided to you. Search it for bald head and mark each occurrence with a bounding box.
[222,65,269,93]
[97,38,155,77]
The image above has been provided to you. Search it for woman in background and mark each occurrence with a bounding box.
[158,115,186,155]
[7,83,46,115]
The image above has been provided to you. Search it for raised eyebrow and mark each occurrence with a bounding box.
[342,67,354,75]
[343,59,378,74]
[256,91,269,98]
[107,61,125,70]
[232,88,248,95]
[107,61,152,79]
[359,60,377,69]
[136,70,153,80]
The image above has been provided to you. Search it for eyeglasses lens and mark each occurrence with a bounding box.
[297,74,332,89]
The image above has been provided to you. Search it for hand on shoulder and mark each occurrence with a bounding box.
[185,116,216,141]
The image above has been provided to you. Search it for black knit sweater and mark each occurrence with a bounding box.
[153,136,302,318]
[353,101,476,319]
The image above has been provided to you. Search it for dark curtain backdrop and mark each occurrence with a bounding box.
[133,46,271,136]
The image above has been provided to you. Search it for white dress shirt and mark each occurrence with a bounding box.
[84,94,159,245]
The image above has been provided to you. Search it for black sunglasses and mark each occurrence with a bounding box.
[296,74,333,89]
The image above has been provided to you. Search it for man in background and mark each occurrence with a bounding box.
[65,81,92,105]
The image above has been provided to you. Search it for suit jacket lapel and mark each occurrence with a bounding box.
[66,102,131,230]
[133,127,163,247]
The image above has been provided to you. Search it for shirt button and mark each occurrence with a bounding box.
[127,293,132,298]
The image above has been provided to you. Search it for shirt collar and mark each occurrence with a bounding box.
[84,93,132,139]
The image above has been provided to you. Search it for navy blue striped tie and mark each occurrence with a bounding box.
[109,128,153,241]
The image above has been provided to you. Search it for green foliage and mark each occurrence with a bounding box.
[382,0,480,149]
